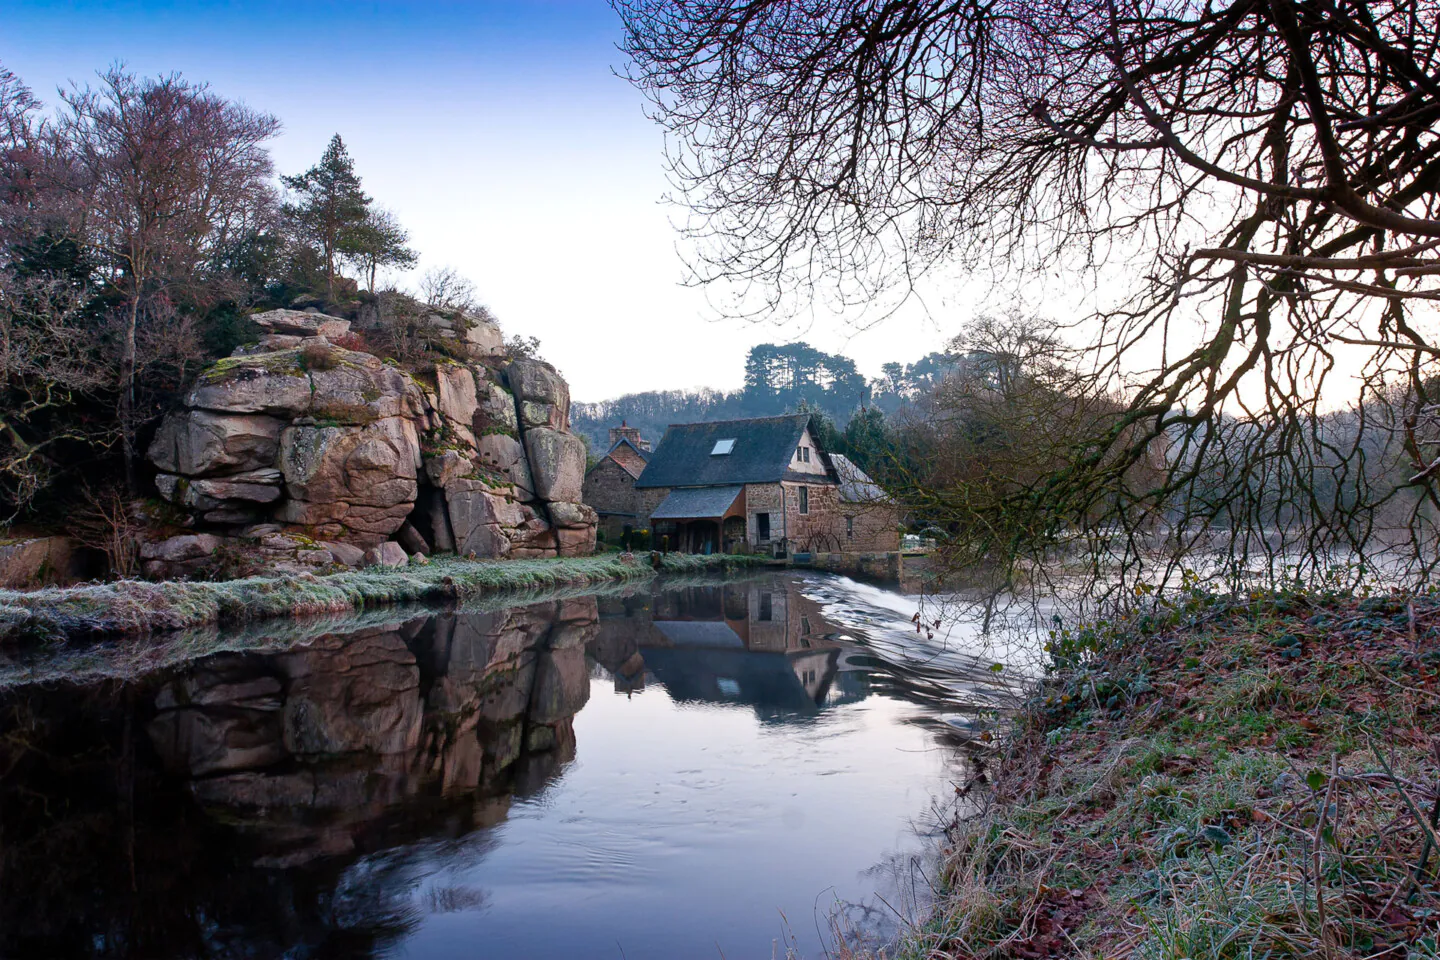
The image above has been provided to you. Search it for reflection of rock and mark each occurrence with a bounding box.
[531,647,589,724]
[144,597,598,866]
[148,662,286,777]
[0,577,892,960]
[277,629,422,757]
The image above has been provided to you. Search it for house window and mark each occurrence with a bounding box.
[758,593,772,621]
[846,516,854,539]
[795,446,810,463]
[798,486,809,514]
[756,512,771,541]
[712,438,736,455]
[801,616,811,635]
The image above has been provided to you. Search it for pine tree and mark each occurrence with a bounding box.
[345,207,417,291]
[281,133,370,299]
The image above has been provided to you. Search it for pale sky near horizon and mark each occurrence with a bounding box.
[0,0,1021,401]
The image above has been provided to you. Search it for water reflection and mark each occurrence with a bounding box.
[597,580,869,716]
[0,574,1014,959]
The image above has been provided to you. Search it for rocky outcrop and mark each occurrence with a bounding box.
[142,307,595,578]
[0,536,88,588]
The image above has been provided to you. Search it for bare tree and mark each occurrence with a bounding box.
[363,288,432,365]
[618,0,1440,591]
[417,266,477,314]
[57,66,279,491]
[0,274,114,517]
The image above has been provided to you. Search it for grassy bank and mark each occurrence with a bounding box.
[894,584,1440,959]
[0,552,759,644]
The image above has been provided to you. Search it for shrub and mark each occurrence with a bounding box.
[299,340,338,370]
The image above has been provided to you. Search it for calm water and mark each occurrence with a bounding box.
[0,572,1024,959]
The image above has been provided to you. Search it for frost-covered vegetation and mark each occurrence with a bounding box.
[880,586,1440,960]
[0,553,757,643]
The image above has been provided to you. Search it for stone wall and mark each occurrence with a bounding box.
[142,308,595,578]
[635,486,673,527]
[804,550,903,583]
[581,458,641,541]
[780,481,845,552]
[743,482,784,550]
[839,501,902,552]
[627,480,857,555]
[607,443,648,477]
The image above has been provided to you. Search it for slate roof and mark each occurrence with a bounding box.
[634,414,835,488]
[652,620,746,647]
[830,454,890,503]
[650,485,744,519]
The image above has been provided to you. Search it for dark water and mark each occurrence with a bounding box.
[0,573,1020,959]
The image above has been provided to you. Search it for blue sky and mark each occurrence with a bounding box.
[2,0,964,400]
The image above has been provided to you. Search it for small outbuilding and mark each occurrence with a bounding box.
[830,453,902,552]
[582,423,652,542]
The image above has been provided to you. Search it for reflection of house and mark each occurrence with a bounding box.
[636,579,861,716]
[582,423,651,542]
[635,414,853,555]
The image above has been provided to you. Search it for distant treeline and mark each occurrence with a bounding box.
[572,341,956,450]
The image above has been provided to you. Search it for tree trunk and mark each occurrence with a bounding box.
[324,231,336,300]
[119,294,139,494]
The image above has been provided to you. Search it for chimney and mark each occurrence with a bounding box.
[609,421,650,451]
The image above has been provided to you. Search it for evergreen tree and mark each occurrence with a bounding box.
[346,207,416,291]
[281,133,370,298]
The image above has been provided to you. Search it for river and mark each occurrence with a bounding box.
[0,571,1030,959]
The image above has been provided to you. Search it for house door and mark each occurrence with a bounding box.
[756,512,771,541]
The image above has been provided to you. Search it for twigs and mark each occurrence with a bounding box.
[1313,753,1339,959]
[618,0,1440,598]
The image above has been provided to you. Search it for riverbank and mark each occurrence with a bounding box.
[894,585,1440,959]
[0,552,758,643]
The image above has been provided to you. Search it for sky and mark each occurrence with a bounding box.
[1,0,985,401]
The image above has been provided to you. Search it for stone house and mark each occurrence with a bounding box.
[633,414,895,555]
[581,423,652,542]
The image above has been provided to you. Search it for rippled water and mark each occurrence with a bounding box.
[0,572,1026,959]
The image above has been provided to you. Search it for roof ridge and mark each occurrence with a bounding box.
[661,413,810,429]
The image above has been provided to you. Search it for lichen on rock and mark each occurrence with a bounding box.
[141,306,594,578]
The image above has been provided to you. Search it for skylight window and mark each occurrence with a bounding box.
[711,438,736,455]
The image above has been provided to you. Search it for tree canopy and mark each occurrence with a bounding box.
[281,134,370,298]
[0,61,448,529]
[618,0,1440,590]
